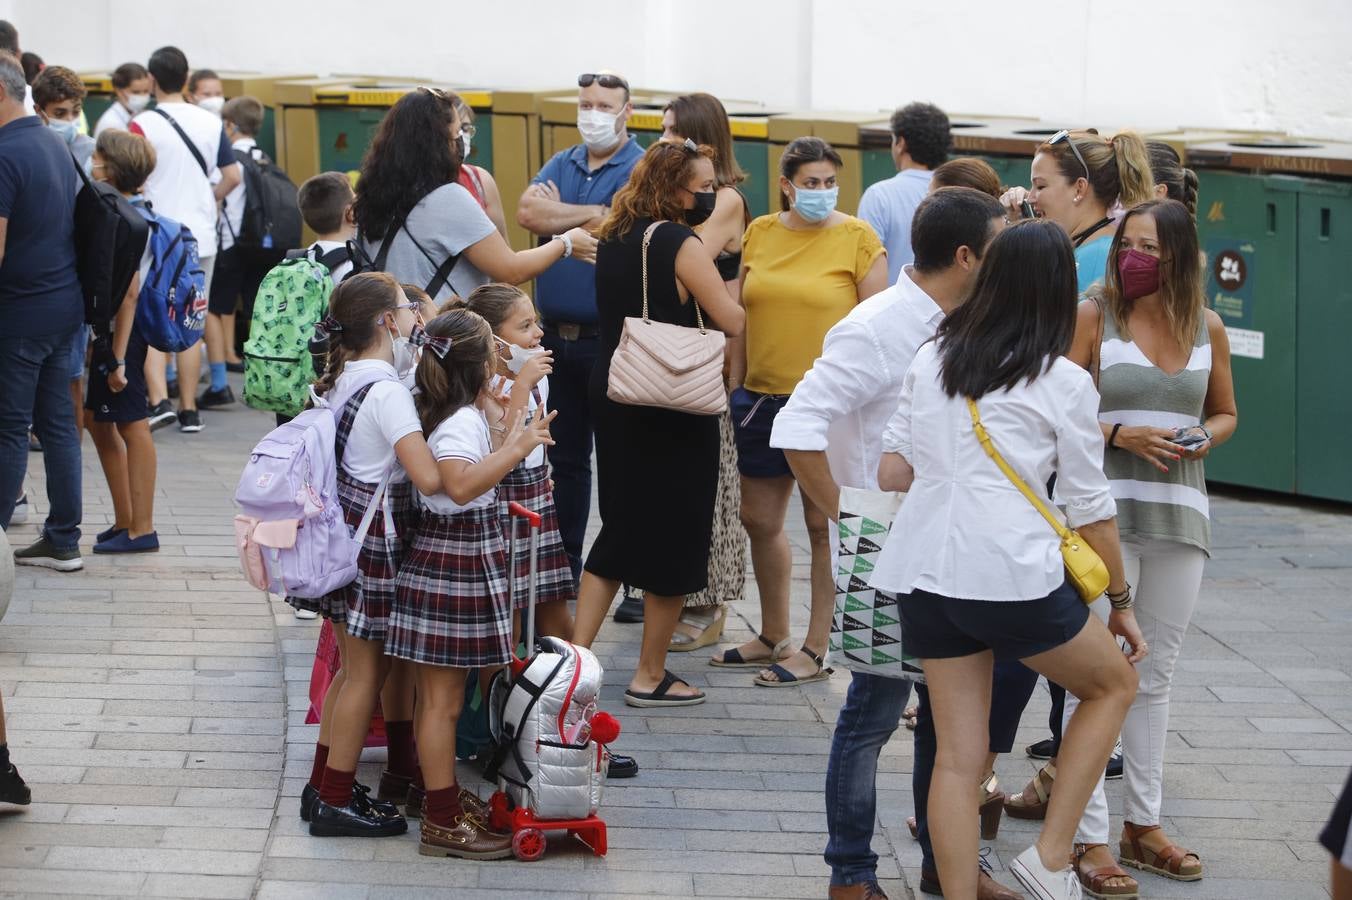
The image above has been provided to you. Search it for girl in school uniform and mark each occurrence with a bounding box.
[290,272,443,839]
[385,308,556,859]
[459,283,576,640]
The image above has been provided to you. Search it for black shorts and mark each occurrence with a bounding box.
[209,245,276,317]
[730,387,792,479]
[1322,769,1352,866]
[900,579,1090,662]
[86,329,149,423]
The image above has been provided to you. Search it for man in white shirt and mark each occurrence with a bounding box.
[129,46,240,433]
[770,187,1017,900]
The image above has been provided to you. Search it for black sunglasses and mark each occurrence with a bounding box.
[578,73,629,92]
[1048,129,1091,182]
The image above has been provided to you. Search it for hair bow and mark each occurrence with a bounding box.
[314,315,344,340]
[409,325,452,359]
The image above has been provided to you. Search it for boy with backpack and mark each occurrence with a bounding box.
[244,171,355,433]
[206,96,300,409]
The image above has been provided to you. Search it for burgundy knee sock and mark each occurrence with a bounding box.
[384,720,418,778]
[309,744,329,790]
[319,766,355,808]
[424,784,464,827]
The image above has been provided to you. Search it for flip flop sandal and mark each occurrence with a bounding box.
[1003,762,1055,820]
[624,670,707,708]
[1075,843,1140,899]
[710,633,792,668]
[1118,823,1203,882]
[669,604,728,653]
[754,648,833,688]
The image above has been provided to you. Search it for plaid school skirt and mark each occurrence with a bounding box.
[386,504,513,669]
[389,480,421,556]
[500,463,576,610]
[286,471,401,640]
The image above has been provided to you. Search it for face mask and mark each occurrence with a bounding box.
[505,342,545,375]
[459,133,471,160]
[1117,248,1161,301]
[792,185,838,223]
[125,93,151,114]
[577,108,621,153]
[684,190,717,227]
[197,96,225,117]
[47,118,78,145]
[388,318,418,378]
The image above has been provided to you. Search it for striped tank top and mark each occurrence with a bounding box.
[1098,312,1211,554]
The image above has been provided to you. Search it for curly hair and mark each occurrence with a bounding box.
[890,102,951,170]
[353,88,462,242]
[597,140,715,241]
[413,309,494,435]
[32,65,85,109]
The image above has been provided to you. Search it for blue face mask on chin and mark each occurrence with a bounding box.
[792,185,838,223]
[47,118,79,145]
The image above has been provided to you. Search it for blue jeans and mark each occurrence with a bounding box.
[913,659,1041,871]
[541,331,599,581]
[825,671,913,886]
[0,326,83,547]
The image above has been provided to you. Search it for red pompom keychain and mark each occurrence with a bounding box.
[589,711,621,746]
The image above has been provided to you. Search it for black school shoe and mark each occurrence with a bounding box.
[0,762,31,805]
[300,782,398,822]
[1025,737,1056,760]
[309,796,408,837]
[197,385,236,409]
[607,752,639,779]
[613,595,644,624]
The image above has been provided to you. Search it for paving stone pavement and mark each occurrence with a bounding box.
[1,385,1347,899]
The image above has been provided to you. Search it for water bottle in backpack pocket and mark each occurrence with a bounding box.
[133,205,208,353]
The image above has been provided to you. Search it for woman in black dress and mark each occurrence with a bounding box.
[572,140,746,707]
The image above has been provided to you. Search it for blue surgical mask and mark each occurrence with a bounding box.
[47,118,79,145]
[792,185,838,223]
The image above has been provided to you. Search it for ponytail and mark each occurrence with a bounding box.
[1145,140,1201,218]
[1111,131,1154,208]
[412,309,495,435]
[1181,168,1200,218]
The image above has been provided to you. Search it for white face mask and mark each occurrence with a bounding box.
[505,343,545,375]
[577,108,621,153]
[197,96,225,117]
[125,92,151,114]
[47,118,79,145]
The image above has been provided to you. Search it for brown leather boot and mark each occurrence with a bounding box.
[403,782,426,819]
[828,883,888,900]
[919,866,1022,899]
[418,812,513,860]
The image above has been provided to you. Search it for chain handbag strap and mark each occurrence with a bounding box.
[641,220,707,334]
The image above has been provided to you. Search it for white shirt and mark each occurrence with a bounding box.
[218,137,255,253]
[770,267,945,491]
[310,239,354,284]
[489,373,549,468]
[331,360,422,484]
[871,343,1116,602]
[131,101,231,258]
[22,84,34,116]
[94,102,132,138]
[421,406,495,514]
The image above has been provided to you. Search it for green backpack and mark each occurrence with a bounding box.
[243,245,350,416]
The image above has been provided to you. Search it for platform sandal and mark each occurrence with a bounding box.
[907,772,1004,841]
[1119,822,1203,882]
[1003,762,1055,820]
[1074,843,1139,898]
[669,604,728,652]
[754,647,832,687]
[710,633,792,668]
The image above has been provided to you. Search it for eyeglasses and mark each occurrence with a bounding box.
[1048,130,1091,183]
[459,123,476,139]
[392,302,420,312]
[680,137,698,154]
[578,72,629,93]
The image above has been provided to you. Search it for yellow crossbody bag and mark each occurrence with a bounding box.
[965,398,1110,604]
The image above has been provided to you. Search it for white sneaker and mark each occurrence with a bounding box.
[10,494,28,525]
[293,608,318,620]
[1012,845,1082,900]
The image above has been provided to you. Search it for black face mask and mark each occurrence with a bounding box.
[684,190,717,226]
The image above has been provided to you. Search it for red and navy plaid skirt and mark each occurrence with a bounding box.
[386,505,513,669]
[500,463,576,610]
[389,480,421,556]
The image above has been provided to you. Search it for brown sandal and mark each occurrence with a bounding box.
[1119,822,1203,881]
[1074,843,1139,898]
[1003,762,1054,820]
[905,772,1002,841]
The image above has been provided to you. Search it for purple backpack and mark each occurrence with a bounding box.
[233,374,391,598]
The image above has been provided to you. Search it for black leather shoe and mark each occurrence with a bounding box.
[1025,737,1056,760]
[353,782,400,819]
[0,763,31,805]
[606,752,639,779]
[613,596,644,624]
[1105,749,1123,780]
[300,783,318,821]
[308,797,408,837]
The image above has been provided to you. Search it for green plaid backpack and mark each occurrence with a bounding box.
[243,245,350,417]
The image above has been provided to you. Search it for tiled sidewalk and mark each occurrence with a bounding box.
[2,392,1348,899]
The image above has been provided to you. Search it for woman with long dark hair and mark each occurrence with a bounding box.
[871,221,1146,900]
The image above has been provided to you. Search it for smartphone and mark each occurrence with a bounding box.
[1172,428,1208,449]
[1020,200,1038,220]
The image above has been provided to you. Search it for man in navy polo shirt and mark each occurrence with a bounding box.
[0,51,83,571]
[517,70,642,596]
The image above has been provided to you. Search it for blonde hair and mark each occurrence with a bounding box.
[1039,130,1153,208]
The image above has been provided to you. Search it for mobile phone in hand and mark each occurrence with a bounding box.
[1173,428,1208,449]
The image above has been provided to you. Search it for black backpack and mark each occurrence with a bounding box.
[70,154,149,343]
[347,210,460,298]
[230,146,302,253]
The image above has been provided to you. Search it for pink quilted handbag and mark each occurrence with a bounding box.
[606,221,727,416]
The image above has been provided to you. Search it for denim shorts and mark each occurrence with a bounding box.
[730,387,792,479]
[69,324,89,380]
[900,579,1090,662]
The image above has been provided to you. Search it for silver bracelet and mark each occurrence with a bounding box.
[552,233,573,258]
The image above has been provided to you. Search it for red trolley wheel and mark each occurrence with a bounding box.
[512,827,547,861]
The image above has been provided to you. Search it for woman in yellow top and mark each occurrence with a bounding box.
[714,136,888,687]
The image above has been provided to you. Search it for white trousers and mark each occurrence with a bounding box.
[1067,534,1207,843]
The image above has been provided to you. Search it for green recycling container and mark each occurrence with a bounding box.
[1187,137,1352,501]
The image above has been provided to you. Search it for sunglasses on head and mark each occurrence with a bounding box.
[416,85,452,101]
[578,72,629,92]
[1047,130,1092,183]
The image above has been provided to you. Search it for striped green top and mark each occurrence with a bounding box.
[1098,312,1211,555]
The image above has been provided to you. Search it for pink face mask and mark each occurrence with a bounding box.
[1117,248,1161,301]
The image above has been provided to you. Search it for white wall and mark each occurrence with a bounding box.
[6,0,1351,140]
